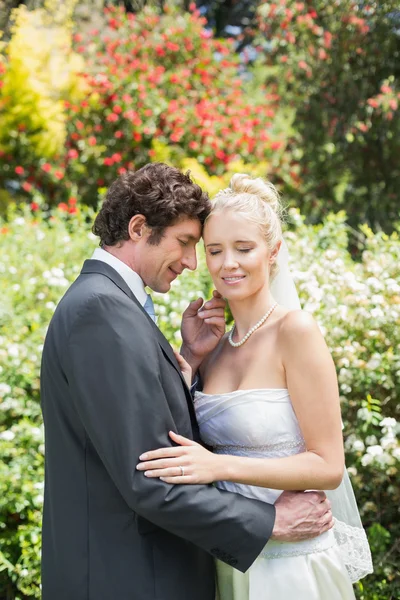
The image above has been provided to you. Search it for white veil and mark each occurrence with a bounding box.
[271,239,373,583]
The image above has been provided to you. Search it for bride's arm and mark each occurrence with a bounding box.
[137,311,344,491]
[213,311,344,490]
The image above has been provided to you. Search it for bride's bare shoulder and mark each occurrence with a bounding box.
[278,309,322,346]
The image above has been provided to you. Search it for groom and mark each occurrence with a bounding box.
[40,163,333,600]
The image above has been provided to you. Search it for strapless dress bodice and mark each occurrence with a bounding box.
[194,388,336,559]
[194,388,305,502]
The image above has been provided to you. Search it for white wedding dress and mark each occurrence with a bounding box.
[194,388,367,600]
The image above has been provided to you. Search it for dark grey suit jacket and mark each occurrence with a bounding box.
[40,260,275,600]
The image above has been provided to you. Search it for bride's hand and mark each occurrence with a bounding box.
[172,350,192,387]
[136,431,221,484]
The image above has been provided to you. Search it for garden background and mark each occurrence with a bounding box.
[0,1,399,598]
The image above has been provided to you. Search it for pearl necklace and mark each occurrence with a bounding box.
[228,302,278,348]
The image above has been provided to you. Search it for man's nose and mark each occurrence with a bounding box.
[182,248,197,271]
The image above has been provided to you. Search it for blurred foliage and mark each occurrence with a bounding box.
[0,199,399,598]
[253,0,400,231]
[0,3,284,208]
[0,1,86,163]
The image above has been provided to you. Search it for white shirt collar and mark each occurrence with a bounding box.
[90,247,148,307]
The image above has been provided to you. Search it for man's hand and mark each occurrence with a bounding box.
[180,291,226,373]
[271,491,334,542]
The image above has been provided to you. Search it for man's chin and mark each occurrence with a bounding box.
[152,281,171,294]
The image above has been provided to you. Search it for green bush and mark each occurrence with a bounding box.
[254,0,400,231]
[0,205,399,598]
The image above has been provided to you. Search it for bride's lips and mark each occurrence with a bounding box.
[221,275,246,286]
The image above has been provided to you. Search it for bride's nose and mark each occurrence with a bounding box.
[222,252,240,270]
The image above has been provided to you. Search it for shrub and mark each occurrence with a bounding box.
[254,0,400,231]
[0,4,281,208]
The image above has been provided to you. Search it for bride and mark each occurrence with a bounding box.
[137,174,373,599]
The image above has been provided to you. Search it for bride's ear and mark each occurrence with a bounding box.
[269,241,282,265]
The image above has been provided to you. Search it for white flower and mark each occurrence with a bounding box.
[366,445,383,457]
[357,407,370,421]
[361,454,373,466]
[376,452,394,467]
[347,466,357,477]
[13,217,25,225]
[366,356,380,370]
[0,430,15,441]
[380,417,397,430]
[352,440,365,452]
[0,383,11,396]
[9,266,17,274]
[7,344,19,358]
[380,435,396,449]
[365,435,378,446]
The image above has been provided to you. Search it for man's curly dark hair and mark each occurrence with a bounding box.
[92,163,211,246]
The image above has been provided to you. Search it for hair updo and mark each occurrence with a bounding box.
[207,173,283,278]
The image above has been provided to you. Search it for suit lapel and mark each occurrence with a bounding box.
[81,260,194,401]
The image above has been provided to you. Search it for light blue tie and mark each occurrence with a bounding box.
[143,294,156,323]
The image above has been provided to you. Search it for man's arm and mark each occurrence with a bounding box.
[67,293,274,572]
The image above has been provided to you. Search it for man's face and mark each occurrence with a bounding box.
[135,217,202,293]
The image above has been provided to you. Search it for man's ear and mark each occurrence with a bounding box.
[128,214,147,241]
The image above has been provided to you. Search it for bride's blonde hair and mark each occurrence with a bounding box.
[207,174,283,278]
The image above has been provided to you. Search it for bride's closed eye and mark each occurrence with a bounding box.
[208,248,252,256]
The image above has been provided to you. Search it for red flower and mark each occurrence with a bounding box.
[54,171,64,180]
[30,201,39,211]
[113,105,123,114]
[67,149,79,159]
[42,163,52,173]
[323,31,333,49]
[367,98,379,108]
[103,157,114,166]
[23,182,33,192]
[114,131,123,139]
[88,136,97,146]
[69,196,77,206]
[15,166,25,175]
[133,132,142,142]
[298,60,308,70]
[107,113,119,122]
[58,203,69,212]
[68,206,78,215]
[112,153,122,163]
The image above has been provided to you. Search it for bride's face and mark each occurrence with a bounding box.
[203,210,273,301]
